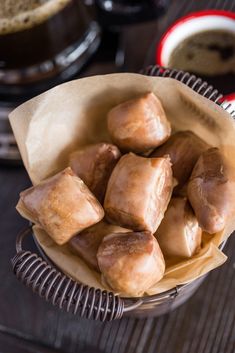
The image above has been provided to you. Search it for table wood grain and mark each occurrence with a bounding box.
[0,0,235,352]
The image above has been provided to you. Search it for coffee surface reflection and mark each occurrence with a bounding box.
[0,0,46,21]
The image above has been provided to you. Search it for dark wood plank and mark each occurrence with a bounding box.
[0,331,62,353]
[0,167,60,345]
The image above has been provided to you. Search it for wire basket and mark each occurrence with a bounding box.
[11,65,232,321]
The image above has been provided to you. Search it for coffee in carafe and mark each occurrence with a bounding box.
[0,0,100,86]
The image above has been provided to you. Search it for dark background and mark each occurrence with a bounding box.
[1,0,235,352]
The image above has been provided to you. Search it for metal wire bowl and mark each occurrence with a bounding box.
[11,65,232,321]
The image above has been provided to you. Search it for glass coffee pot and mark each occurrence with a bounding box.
[0,0,100,95]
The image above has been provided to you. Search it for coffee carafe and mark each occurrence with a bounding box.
[0,0,101,162]
[0,0,100,93]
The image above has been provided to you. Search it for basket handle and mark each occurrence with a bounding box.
[141,65,224,103]
[11,227,143,321]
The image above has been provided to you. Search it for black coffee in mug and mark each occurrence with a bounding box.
[0,0,100,85]
[168,30,235,76]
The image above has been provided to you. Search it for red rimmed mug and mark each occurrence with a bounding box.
[224,93,235,104]
[222,93,235,116]
[156,10,235,75]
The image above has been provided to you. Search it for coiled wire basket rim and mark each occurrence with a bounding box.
[11,65,232,321]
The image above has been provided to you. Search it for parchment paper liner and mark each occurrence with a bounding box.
[9,73,235,297]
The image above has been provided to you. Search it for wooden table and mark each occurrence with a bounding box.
[1,1,235,352]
